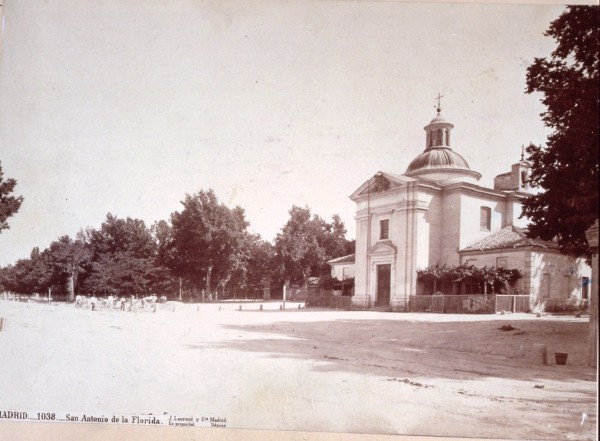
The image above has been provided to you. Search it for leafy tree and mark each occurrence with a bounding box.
[523,5,599,257]
[320,214,350,265]
[6,259,36,293]
[83,253,119,296]
[1,235,96,299]
[1,248,53,294]
[274,206,350,286]
[150,220,179,297]
[81,214,160,297]
[215,231,255,299]
[168,190,249,297]
[344,239,356,256]
[0,265,16,292]
[241,234,274,299]
[0,162,24,233]
[275,206,324,285]
[45,236,91,301]
[84,213,157,258]
[84,252,163,297]
[152,219,173,266]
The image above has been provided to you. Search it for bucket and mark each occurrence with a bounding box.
[555,352,568,365]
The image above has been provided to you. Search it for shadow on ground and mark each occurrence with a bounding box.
[189,318,597,383]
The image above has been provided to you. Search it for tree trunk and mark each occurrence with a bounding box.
[206,263,213,296]
[586,221,598,368]
[588,252,598,367]
[67,273,75,303]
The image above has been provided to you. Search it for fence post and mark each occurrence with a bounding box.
[512,295,516,314]
[442,295,445,313]
[283,285,286,310]
[494,295,497,313]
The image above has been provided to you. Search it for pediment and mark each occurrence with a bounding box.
[350,171,415,200]
[367,240,397,256]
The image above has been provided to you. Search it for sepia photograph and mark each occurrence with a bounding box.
[0,1,598,440]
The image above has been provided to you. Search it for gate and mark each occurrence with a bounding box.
[431,294,444,313]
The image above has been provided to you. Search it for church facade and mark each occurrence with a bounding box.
[350,105,591,311]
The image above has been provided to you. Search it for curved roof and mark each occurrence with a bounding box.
[424,111,454,129]
[406,147,471,173]
[429,113,447,124]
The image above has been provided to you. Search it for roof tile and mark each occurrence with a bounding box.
[461,226,558,252]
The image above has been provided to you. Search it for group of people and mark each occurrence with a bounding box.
[75,294,159,312]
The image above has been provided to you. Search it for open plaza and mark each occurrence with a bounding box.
[0,299,596,440]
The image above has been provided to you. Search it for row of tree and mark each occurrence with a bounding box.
[1,6,597,299]
[0,189,353,300]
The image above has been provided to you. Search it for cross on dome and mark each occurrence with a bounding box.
[405,98,481,184]
[435,93,443,113]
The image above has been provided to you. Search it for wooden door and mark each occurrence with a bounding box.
[376,264,391,306]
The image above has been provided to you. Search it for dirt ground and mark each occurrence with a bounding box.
[0,300,597,440]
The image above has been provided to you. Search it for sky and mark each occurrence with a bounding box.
[0,0,567,266]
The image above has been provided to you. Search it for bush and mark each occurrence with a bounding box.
[416,264,523,293]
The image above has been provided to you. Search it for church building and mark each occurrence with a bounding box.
[349,102,591,311]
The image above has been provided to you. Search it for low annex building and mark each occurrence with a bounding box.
[349,103,591,311]
[328,254,356,281]
[460,226,590,308]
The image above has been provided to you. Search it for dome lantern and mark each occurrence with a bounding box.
[405,95,481,184]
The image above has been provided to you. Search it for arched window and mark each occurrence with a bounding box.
[446,130,450,146]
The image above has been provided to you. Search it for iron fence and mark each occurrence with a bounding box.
[305,295,352,310]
